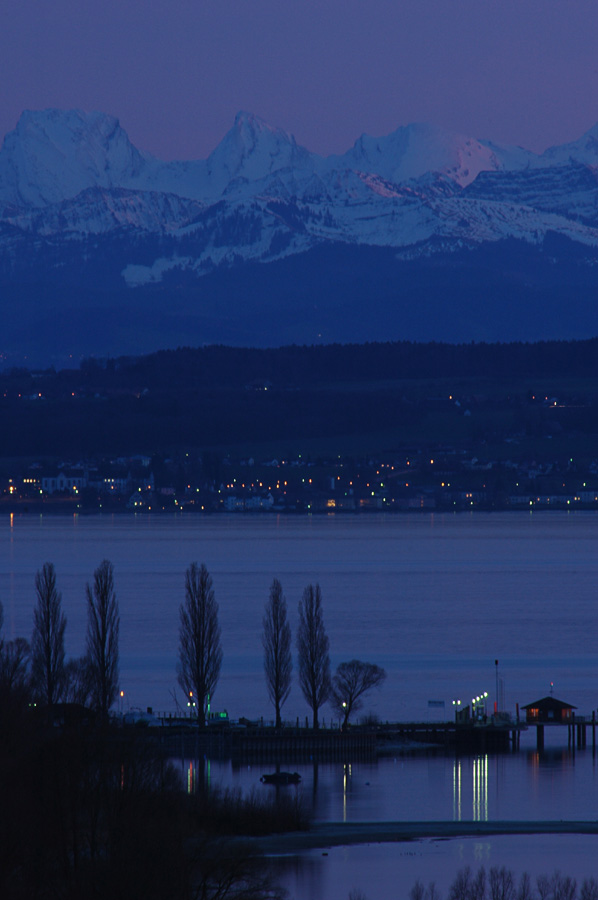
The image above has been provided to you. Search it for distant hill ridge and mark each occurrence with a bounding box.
[53,335,598,385]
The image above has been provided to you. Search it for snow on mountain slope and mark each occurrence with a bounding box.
[2,107,598,286]
[4,187,204,236]
[464,162,598,226]
[116,168,598,286]
[328,122,534,188]
[535,122,598,169]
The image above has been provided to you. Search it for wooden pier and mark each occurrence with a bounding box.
[155,718,525,761]
[376,720,524,753]
[532,713,597,751]
[230,728,376,762]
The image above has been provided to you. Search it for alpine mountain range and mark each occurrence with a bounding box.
[1,108,598,365]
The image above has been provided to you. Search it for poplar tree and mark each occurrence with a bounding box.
[86,559,120,720]
[297,583,330,729]
[262,578,292,729]
[31,562,66,708]
[178,562,222,721]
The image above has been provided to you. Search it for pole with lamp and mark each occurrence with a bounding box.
[452,699,462,723]
[495,659,499,714]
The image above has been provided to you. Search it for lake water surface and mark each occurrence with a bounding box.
[3,511,598,897]
[3,510,598,720]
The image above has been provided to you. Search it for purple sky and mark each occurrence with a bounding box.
[2,0,597,160]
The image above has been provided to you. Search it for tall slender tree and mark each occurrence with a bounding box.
[31,562,67,708]
[178,562,222,721]
[262,578,292,729]
[297,583,330,729]
[86,559,120,720]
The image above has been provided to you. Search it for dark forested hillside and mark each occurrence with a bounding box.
[2,338,598,461]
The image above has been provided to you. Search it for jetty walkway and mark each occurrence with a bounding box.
[154,717,526,760]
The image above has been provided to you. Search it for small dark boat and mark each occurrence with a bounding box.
[260,771,301,785]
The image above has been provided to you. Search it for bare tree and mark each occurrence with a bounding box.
[516,873,534,900]
[410,882,426,900]
[63,655,93,706]
[0,637,30,693]
[86,559,120,719]
[471,867,487,900]
[331,659,386,729]
[449,868,473,900]
[489,867,515,900]
[31,562,67,708]
[581,879,598,900]
[262,578,292,728]
[178,562,222,721]
[297,583,330,729]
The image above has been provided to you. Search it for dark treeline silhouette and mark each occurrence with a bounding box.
[404,865,598,900]
[70,336,598,389]
[4,337,598,458]
[0,555,389,897]
[6,337,598,394]
[0,561,304,899]
[0,689,292,899]
[6,560,384,732]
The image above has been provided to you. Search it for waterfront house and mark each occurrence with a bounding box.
[521,696,576,724]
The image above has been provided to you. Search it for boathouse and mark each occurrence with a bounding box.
[521,696,576,724]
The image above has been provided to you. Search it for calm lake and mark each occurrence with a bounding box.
[3,510,598,897]
[3,510,598,720]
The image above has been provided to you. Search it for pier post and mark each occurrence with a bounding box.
[593,711,596,754]
[536,725,544,751]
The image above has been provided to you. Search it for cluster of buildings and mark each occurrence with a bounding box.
[3,449,598,514]
[3,457,156,509]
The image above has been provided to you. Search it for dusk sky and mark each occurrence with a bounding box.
[2,0,597,161]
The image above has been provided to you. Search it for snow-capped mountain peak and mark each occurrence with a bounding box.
[331,121,522,187]
[204,110,312,194]
[0,108,148,208]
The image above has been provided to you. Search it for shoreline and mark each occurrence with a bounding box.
[4,504,598,517]
[254,821,598,855]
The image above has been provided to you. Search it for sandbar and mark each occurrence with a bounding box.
[254,821,598,855]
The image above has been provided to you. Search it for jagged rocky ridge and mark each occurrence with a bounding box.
[1,109,598,363]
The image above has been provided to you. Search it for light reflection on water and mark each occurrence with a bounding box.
[472,755,488,821]
[176,729,598,823]
[174,742,598,899]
